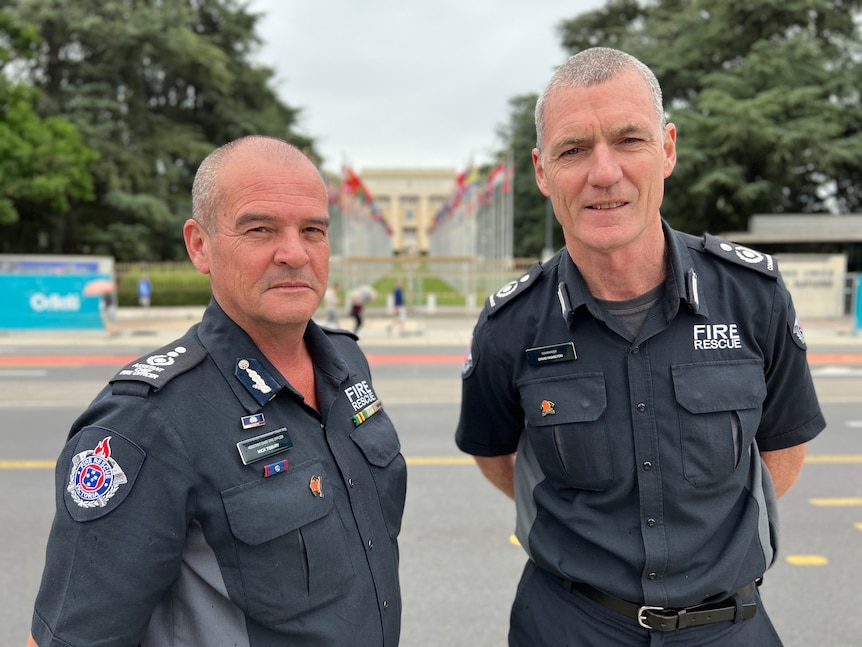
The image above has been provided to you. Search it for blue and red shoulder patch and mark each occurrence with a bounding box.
[64,427,145,522]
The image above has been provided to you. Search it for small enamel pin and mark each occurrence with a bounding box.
[540,400,556,416]
[241,413,266,430]
[309,475,324,497]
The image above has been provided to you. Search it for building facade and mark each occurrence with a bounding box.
[360,168,456,255]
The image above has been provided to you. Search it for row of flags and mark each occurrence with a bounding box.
[326,158,514,239]
[428,158,513,234]
[330,166,391,235]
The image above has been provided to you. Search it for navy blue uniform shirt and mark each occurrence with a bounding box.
[456,222,825,609]
[32,300,406,646]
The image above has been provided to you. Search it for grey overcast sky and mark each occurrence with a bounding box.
[249,0,606,173]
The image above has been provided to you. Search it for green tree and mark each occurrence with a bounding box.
[2,0,314,260]
[0,9,96,249]
[558,0,862,235]
[495,94,564,258]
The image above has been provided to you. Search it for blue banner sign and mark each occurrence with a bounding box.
[0,272,111,330]
[0,254,114,330]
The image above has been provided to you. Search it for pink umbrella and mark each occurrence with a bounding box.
[83,279,116,296]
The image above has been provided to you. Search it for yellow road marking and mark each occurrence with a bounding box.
[809,498,862,506]
[405,457,474,465]
[0,460,55,469]
[805,455,862,463]
[2,457,476,470]
[509,534,521,547]
[786,555,829,566]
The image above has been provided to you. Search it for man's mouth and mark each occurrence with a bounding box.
[588,201,626,210]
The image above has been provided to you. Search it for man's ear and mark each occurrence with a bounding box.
[183,219,211,275]
[663,123,678,179]
[533,148,550,197]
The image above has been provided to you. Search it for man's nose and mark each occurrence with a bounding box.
[273,230,310,267]
[587,145,624,187]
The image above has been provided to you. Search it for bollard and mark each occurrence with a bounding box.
[856,278,862,334]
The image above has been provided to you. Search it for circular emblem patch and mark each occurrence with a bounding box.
[68,436,128,509]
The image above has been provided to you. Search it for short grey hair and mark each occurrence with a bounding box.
[535,47,666,153]
[191,136,322,232]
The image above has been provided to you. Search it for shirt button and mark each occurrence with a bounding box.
[646,518,657,527]
[383,600,389,609]
[636,402,646,413]
[648,572,657,580]
[348,478,356,488]
[642,461,653,471]
[367,539,374,549]
[630,346,640,355]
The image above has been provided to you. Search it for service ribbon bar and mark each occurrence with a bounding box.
[352,400,383,427]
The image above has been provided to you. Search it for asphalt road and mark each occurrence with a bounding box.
[1,334,860,646]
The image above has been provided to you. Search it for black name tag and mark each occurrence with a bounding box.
[525,342,577,366]
[236,427,293,465]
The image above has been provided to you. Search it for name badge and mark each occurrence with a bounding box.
[236,427,293,465]
[525,342,577,366]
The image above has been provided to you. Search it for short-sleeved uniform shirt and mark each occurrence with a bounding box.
[32,300,406,646]
[456,223,825,609]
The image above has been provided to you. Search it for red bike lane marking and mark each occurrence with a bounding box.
[0,354,468,367]
[0,353,858,368]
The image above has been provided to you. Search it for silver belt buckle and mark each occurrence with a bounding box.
[638,605,666,629]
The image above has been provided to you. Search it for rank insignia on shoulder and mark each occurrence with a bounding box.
[64,428,146,522]
[487,263,543,314]
[111,340,207,391]
[703,234,778,278]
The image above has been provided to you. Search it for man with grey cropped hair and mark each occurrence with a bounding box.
[457,47,823,645]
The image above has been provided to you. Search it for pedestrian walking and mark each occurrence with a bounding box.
[387,279,406,335]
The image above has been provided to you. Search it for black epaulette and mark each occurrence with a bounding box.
[322,326,359,341]
[703,233,779,279]
[485,262,544,317]
[109,339,208,395]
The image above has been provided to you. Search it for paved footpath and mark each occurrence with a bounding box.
[1,306,860,352]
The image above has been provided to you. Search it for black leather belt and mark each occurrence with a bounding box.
[563,579,758,632]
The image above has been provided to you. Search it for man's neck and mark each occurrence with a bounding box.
[568,229,667,301]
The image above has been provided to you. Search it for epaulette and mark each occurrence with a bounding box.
[322,326,359,341]
[486,262,544,316]
[109,339,208,395]
[703,233,779,279]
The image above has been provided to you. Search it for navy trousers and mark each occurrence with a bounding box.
[509,560,784,646]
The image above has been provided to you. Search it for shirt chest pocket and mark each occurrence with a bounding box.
[221,459,355,625]
[350,412,407,541]
[672,360,767,488]
[520,373,612,491]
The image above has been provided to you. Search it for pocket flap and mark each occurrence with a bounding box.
[221,460,332,545]
[350,415,401,467]
[520,373,607,426]
[672,360,766,414]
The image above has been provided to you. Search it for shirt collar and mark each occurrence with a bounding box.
[556,220,709,323]
[195,299,349,413]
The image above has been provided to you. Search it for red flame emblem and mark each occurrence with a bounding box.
[309,475,323,497]
[94,437,112,458]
